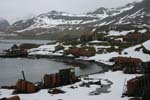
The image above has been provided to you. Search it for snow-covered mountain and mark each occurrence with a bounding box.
[2,0,150,40]
[10,11,98,32]
[11,2,137,32]
[93,0,150,28]
[87,2,136,18]
[0,17,9,31]
[7,1,138,33]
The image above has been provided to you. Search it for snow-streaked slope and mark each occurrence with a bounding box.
[88,2,135,18]
[12,11,100,32]
[11,1,138,33]
[2,0,149,39]
[93,0,150,28]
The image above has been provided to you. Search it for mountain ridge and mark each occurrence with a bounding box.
[1,0,150,40]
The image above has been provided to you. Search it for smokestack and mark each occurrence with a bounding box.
[21,70,26,81]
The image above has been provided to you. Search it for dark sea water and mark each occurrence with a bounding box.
[0,40,104,86]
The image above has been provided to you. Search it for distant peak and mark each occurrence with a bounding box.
[0,17,5,21]
[0,17,9,23]
[0,17,10,29]
[97,7,107,10]
[48,10,67,15]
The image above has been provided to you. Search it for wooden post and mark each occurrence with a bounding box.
[22,70,26,81]
[122,78,127,97]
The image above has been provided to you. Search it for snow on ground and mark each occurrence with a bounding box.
[1,39,149,100]
[28,43,60,56]
[87,40,150,64]
[143,40,150,50]
[28,43,72,56]
[82,19,98,24]
[107,28,147,36]
[107,30,134,36]
[121,42,150,62]
[87,52,119,65]
[0,71,139,100]
[28,39,150,64]
[88,40,103,43]
[89,52,119,62]
[138,29,147,33]
[82,40,150,65]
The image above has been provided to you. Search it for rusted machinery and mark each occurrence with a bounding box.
[44,68,78,88]
[15,79,37,93]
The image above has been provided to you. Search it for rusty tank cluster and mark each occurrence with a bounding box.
[44,68,78,88]
[13,68,78,94]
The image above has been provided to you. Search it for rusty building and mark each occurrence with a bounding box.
[126,62,150,100]
[110,57,142,74]
[44,68,78,88]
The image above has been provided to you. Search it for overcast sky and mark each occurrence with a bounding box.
[0,0,142,23]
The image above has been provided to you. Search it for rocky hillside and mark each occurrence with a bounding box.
[1,0,150,40]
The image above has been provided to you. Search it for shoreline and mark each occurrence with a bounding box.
[0,54,111,87]
[28,54,111,67]
[28,54,111,77]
